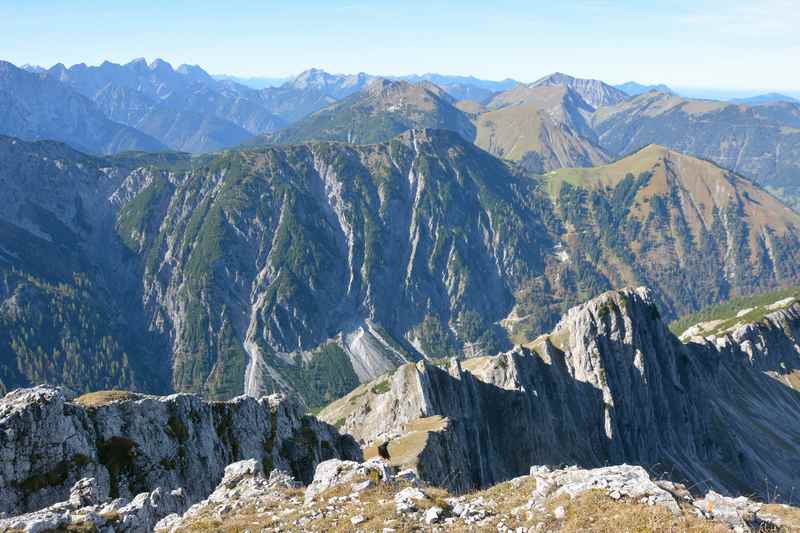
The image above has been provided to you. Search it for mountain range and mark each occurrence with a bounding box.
[0,61,166,154]
[253,79,475,146]
[41,58,286,152]
[212,74,290,89]
[592,91,800,208]
[3,57,800,406]
[730,92,800,105]
[614,81,676,96]
[6,59,800,210]
[1,128,799,407]
[5,54,800,532]
[260,69,800,208]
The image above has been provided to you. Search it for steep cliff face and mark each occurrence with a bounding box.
[320,288,800,499]
[684,296,800,390]
[0,386,360,515]
[134,129,544,401]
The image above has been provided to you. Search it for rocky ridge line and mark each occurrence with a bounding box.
[0,386,361,517]
[320,287,800,499]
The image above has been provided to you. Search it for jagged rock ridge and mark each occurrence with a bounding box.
[320,287,800,500]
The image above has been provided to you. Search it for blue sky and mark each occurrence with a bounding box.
[3,0,799,92]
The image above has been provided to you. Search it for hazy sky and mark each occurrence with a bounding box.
[3,0,799,91]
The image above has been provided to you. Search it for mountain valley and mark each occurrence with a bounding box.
[1,129,799,407]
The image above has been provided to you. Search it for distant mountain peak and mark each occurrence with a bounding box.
[615,81,676,97]
[284,68,376,99]
[176,63,215,84]
[533,72,576,85]
[291,68,332,85]
[365,77,396,92]
[531,72,628,109]
[148,58,173,71]
[48,62,67,74]
[20,64,45,73]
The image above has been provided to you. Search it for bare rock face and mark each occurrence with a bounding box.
[0,386,361,516]
[320,287,800,500]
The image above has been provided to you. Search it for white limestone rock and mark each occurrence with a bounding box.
[304,457,393,503]
[424,505,444,524]
[693,490,761,532]
[0,386,360,519]
[530,464,681,515]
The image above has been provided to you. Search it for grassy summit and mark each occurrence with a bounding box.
[670,286,800,338]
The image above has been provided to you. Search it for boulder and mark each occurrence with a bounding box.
[424,505,444,524]
[69,477,107,508]
[531,465,681,515]
[304,459,361,503]
[304,457,393,503]
[694,491,761,532]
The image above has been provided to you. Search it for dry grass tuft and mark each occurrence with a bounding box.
[73,390,142,407]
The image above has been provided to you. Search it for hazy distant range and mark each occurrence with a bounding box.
[216,70,800,103]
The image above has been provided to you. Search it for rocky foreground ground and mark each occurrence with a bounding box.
[4,457,800,532]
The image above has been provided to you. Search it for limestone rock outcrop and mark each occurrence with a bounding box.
[320,287,800,499]
[0,386,361,516]
[0,475,189,533]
